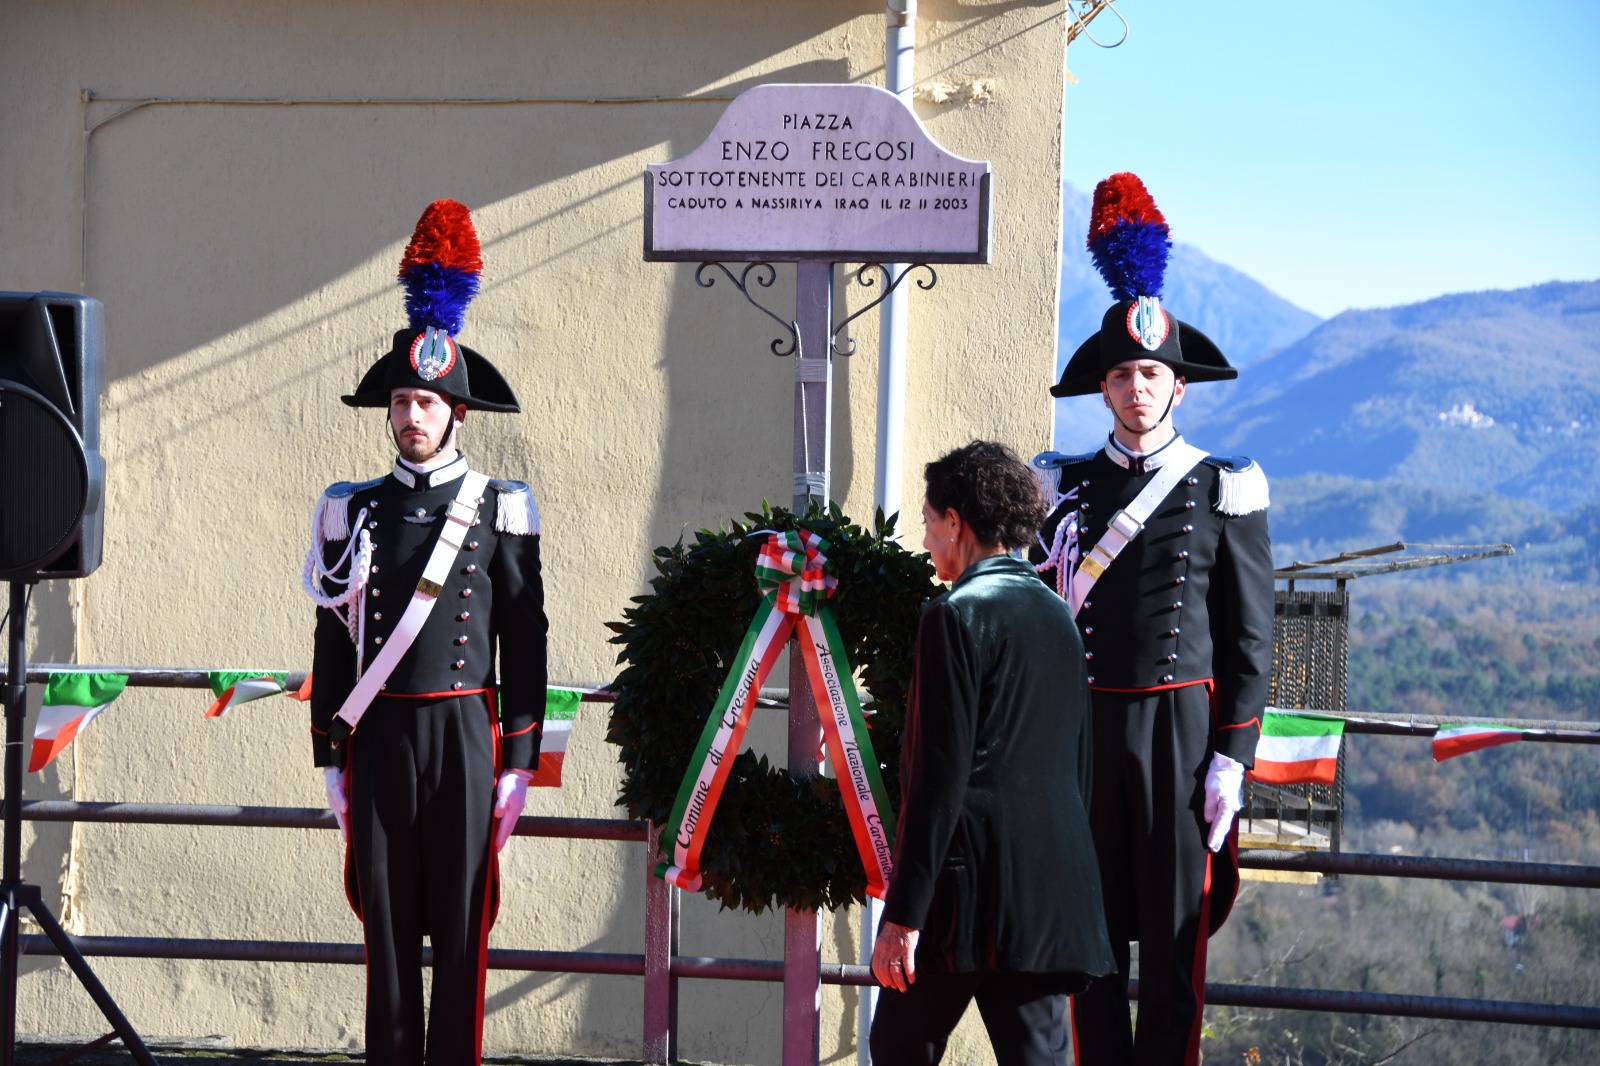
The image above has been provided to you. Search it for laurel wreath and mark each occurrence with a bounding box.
[605,503,939,914]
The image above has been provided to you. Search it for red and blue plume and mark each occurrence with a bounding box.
[398,200,483,336]
[1086,173,1171,301]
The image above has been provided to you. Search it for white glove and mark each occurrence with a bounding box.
[322,766,350,843]
[492,769,534,853]
[1203,752,1245,853]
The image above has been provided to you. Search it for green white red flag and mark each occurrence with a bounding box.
[205,671,288,718]
[31,672,129,772]
[660,530,896,899]
[531,688,581,787]
[1432,723,1525,761]
[1248,711,1344,786]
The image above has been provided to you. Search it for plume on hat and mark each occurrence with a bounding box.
[1086,173,1171,302]
[398,199,483,336]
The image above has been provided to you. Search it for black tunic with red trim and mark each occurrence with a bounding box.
[309,454,549,770]
[1031,438,1272,765]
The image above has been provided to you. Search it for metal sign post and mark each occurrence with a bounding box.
[644,82,992,1066]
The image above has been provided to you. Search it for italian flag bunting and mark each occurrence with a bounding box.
[1248,711,1344,786]
[205,671,288,718]
[31,672,129,772]
[1433,723,1525,761]
[530,688,581,788]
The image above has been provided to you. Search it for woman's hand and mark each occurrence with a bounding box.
[871,920,921,992]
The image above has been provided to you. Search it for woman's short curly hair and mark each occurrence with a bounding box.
[923,440,1046,551]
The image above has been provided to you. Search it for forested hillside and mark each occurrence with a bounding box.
[1204,583,1600,1064]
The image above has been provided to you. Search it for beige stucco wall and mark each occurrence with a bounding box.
[2,1,1066,1059]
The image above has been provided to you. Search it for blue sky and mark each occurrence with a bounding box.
[1061,1,1600,317]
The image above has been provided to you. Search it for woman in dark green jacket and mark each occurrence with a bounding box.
[871,440,1113,1066]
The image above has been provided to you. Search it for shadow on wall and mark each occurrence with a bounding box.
[643,255,859,557]
[62,8,866,1056]
[83,76,858,534]
[80,17,859,387]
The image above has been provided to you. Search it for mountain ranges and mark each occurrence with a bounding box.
[1052,183,1600,572]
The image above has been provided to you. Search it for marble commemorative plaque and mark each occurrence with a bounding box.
[645,83,992,263]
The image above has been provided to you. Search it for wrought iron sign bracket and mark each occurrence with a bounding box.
[693,260,938,360]
[831,263,937,356]
[694,262,798,358]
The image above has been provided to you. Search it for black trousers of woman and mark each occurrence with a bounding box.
[870,956,1070,1066]
[348,693,499,1066]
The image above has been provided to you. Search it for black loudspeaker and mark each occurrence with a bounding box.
[0,292,105,580]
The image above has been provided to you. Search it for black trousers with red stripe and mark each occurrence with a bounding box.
[1070,684,1225,1066]
[347,694,499,1066]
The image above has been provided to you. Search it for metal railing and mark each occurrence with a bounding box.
[5,664,1600,1060]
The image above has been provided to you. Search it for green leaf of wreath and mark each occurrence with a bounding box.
[606,503,938,914]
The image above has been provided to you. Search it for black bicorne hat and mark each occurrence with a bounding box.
[1052,173,1237,398]
[1050,300,1235,397]
[342,200,520,413]
[341,328,520,412]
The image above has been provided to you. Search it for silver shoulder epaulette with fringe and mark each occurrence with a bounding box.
[1030,450,1096,510]
[314,477,384,542]
[1201,456,1270,516]
[488,479,541,536]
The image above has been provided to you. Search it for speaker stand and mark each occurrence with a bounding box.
[2,581,155,1064]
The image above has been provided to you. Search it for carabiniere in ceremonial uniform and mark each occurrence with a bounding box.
[1031,173,1273,1066]
[304,199,548,1065]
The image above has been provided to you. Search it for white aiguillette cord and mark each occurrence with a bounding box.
[333,470,490,733]
[1069,442,1206,615]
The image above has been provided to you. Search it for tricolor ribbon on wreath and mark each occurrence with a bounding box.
[658,530,898,899]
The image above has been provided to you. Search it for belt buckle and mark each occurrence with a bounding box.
[1108,508,1144,540]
